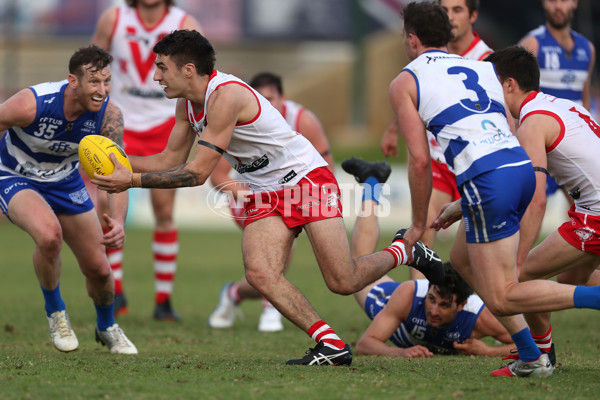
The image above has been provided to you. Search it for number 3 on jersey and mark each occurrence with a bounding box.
[448,66,491,112]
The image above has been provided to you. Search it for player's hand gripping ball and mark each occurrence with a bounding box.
[78,135,132,179]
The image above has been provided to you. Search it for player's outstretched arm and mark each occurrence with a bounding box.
[514,115,556,271]
[389,71,431,259]
[0,89,36,131]
[130,98,197,173]
[99,100,128,246]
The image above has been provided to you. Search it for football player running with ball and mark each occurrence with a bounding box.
[92,29,445,366]
[0,45,137,354]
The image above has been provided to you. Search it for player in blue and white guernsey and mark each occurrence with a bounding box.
[519,0,596,198]
[382,0,495,283]
[484,45,600,376]
[519,0,595,110]
[355,265,514,357]
[0,45,137,354]
[388,2,580,378]
[92,29,445,366]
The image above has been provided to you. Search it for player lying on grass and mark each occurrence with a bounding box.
[341,160,514,358]
[354,263,515,358]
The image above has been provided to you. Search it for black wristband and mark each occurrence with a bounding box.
[533,166,549,175]
[198,139,224,155]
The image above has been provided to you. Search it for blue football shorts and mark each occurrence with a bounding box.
[0,170,94,218]
[364,281,401,320]
[459,164,535,243]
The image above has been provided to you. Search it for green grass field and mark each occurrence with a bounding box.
[1,223,599,400]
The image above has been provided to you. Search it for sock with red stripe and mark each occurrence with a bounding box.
[104,227,125,295]
[532,325,553,353]
[308,320,346,350]
[383,240,408,268]
[153,229,179,304]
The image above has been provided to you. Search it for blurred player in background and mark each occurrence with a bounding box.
[91,0,202,321]
[519,0,596,200]
[0,45,136,354]
[208,72,334,333]
[519,0,595,110]
[439,0,492,60]
[381,0,493,280]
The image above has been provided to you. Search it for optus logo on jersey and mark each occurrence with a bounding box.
[206,181,392,221]
[3,181,28,195]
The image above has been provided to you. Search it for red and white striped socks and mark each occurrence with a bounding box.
[153,229,179,304]
[104,227,124,295]
[383,240,408,268]
[532,325,553,354]
[308,320,346,350]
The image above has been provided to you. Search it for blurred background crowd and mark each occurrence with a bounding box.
[1,0,599,142]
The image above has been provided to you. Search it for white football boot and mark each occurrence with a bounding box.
[258,305,284,332]
[95,324,138,354]
[208,283,243,328]
[47,310,79,352]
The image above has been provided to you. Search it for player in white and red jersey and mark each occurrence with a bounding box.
[91,0,202,321]
[92,29,445,366]
[484,46,600,372]
[438,0,492,61]
[208,72,335,333]
[381,0,493,280]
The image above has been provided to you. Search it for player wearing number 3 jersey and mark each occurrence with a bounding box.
[388,2,600,378]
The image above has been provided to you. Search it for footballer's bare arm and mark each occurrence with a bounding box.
[101,101,125,147]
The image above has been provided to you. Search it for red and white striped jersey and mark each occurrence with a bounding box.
[108,5,187,131]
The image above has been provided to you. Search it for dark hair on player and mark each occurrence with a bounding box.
[484,45,540,92]
[126,0,175,6]
[153,30,215,76]
[69,45,113,79]
[249,72,284,94]
[432,262,474,305]
[403,1,452,48]
[436,0,480,15]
